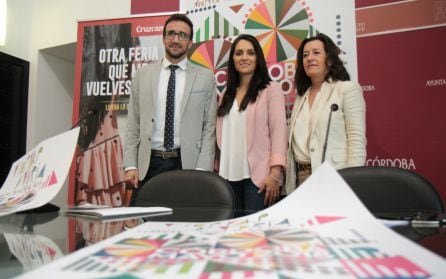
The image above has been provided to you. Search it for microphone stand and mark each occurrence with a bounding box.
[71,109,97,129]
[321,104,338,164]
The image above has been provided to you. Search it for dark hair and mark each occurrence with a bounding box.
[218,34,271,116]
[163,13,194,41]
[294,33,350,96]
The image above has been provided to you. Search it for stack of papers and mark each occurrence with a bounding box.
[65,206,172,221]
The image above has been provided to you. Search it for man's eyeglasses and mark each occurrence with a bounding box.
[165,30,190,41]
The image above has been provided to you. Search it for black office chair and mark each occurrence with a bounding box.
[338,166,444,220]
[134,169,235,222]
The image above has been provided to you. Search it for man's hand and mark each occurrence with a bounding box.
[125,169,139,189]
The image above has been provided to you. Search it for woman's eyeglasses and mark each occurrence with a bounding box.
[165,30,190,41]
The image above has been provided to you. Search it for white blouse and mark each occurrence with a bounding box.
[291,87,322,163]
[219,100,250,181]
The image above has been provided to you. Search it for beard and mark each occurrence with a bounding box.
[165,43,188,60]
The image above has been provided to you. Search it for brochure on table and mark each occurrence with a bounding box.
[65,206,173,221]
[0,128,80,216]
[18,163,446,278]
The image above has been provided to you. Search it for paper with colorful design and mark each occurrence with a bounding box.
[5,233,64,272]
[0,128,79,216]
[18,163,446,278]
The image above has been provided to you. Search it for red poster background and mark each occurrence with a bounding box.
[69,16,169,206]
[131,0,179,14]
[357,0,446,203]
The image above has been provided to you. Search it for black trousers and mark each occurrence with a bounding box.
[129,153,182,205]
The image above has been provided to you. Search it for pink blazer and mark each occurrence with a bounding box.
[216,81,287,188]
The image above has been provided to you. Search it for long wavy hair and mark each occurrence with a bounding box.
[217,34,271,116]
[294,33,350,96]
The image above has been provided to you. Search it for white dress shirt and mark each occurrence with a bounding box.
[151,57,187,150]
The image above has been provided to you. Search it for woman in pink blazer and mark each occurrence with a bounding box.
[216,34,287,213]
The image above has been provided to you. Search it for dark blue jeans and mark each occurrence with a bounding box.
[229,178,265,215]
[129,154,182,205]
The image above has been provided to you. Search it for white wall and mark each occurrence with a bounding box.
[25,0,133,149]
[0,0,134,207]
[0,0,33,59]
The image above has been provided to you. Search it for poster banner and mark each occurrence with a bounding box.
[71,15,169,206]
[71,0,357,206]
[19,164,446,278]
[182,0,357,116]
[356,0,446,201]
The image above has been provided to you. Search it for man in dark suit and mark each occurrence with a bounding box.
[123,14,217,204]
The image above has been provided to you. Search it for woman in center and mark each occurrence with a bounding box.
[216,34,287,213]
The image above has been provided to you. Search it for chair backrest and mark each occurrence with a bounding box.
[134,170,234,221]
[338,166,444,218]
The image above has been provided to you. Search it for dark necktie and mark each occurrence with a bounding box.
[164,64,179,151]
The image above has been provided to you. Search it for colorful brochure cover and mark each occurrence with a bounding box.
[0,128,79,216]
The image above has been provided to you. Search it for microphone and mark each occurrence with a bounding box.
[71,108,97,129]
[321,104,338,164]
